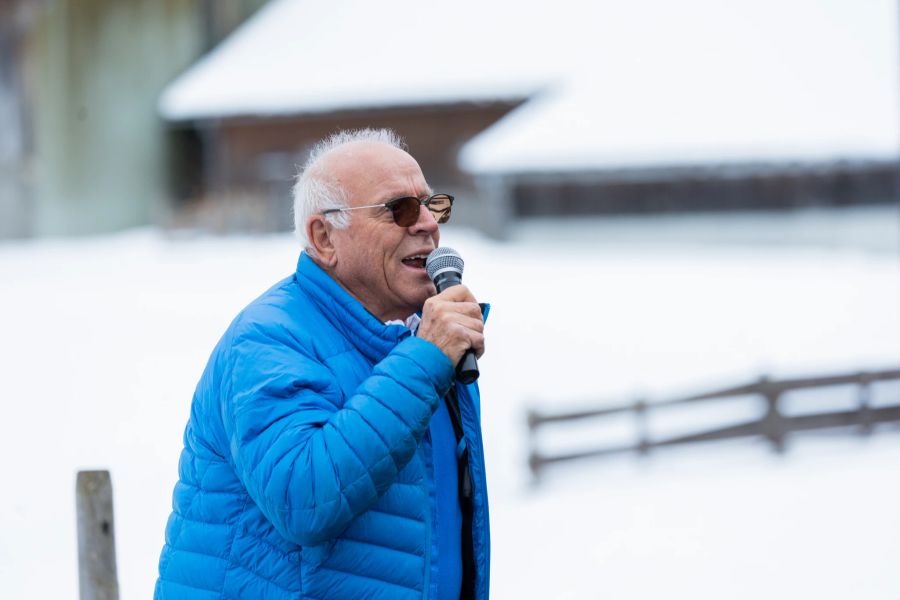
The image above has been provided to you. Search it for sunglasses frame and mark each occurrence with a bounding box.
[322,193,454,226]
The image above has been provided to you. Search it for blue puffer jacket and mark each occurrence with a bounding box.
[155,252,490,599]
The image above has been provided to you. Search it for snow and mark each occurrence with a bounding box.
[1,206,899,598]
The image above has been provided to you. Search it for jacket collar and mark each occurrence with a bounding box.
[294,252,410,364]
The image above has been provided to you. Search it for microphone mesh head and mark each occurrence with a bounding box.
[426,247,464,280]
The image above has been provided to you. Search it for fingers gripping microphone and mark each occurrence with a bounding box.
[425,247,480,384]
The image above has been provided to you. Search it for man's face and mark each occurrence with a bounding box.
[321,142,440,322]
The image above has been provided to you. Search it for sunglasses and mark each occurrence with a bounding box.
[321,193,454,227]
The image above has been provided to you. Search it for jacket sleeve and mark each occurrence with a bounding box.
[222,324,454,547]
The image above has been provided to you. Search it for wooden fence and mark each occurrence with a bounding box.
[527,368,900,479]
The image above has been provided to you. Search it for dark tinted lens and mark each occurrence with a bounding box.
[426,194,452,224]
[389,197,421,227]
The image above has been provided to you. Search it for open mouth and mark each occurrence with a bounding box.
[401,253,429,270]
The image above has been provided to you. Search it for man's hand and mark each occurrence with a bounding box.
[417,285,485,366]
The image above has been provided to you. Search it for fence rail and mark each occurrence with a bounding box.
[527,368,900,479]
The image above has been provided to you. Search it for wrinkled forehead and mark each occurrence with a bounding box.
[316,141,430,204]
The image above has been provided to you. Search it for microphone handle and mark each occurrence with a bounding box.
[433,271,480,384]
[456,349,479,385]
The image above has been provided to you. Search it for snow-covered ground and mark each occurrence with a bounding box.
[1,206,898,598]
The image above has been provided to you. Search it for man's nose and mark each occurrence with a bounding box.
[409,204,439,234]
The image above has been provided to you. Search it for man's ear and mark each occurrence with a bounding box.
[307,216,338,267]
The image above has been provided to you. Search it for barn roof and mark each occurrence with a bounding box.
[460,0,900,173]
[159,0,558,120]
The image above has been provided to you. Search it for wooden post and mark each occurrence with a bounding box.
[634,398,650,455]
[526,406,543,484]
[76,470,120,600]
[759,376,786,453]
[858,373,873,435]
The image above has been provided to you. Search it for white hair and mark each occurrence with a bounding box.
[292,128,407,252]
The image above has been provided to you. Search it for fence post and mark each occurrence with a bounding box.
[76,470,120,600]
[858,372,873,435]
[634,398,650,455]
[759,376,786,453]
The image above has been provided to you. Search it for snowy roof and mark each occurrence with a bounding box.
[460,0,900,173]
[161,0,900,171]
[159,0,561,120]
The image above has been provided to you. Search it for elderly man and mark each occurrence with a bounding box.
[155,129,490,600]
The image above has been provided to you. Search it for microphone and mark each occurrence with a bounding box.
[425,247,480,384]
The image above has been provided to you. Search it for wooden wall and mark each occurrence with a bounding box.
[170,101,521,232]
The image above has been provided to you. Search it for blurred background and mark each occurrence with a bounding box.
[2,0,900,598]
